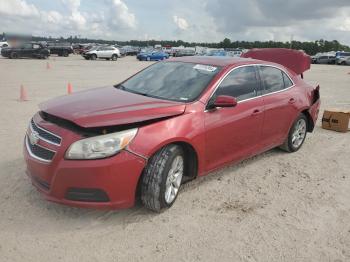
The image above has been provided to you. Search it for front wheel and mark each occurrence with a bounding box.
[141,145,184,212]
[280,114,308,152]
[90,54,97,60]
[10,52,18,59]
[146,56,151,61]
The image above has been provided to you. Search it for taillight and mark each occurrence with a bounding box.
[312,85,320,104]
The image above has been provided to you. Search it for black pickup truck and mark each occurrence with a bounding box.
[47,42,73,57]
[1,42,50,59]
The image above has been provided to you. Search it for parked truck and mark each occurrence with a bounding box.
[47,42,73,57]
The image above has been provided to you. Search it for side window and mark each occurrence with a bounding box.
[215,66,259,101]
[282,72,293,88]
[259,66,286,94]
[33,44,40,49]
[23,43,32,49]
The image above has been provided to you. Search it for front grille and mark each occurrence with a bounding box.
[26,136,56,162]
[30,119,62,145]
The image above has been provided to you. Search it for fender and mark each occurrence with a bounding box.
[128,102,206,175]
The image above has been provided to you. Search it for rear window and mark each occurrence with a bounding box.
[260,66,293,94]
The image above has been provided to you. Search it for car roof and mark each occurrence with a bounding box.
[168,56,264,68]
[168,55,298,76]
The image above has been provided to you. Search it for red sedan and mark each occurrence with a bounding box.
[24,49,320,211]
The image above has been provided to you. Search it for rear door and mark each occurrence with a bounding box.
[21,43,33,57]
[106,47,115,58]
[258,65,299,148]
[32,43,42,57]
[204,65,265,171]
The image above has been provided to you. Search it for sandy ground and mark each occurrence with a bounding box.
[0,55,349,262]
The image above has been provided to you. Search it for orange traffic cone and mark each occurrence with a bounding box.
[19,85,28,101]
[46,62,51,69]
[67,83,73,94]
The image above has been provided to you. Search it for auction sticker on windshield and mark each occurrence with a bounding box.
[193,64,218,72]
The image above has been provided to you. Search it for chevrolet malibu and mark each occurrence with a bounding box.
[24,49,320,212]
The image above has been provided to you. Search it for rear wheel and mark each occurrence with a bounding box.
[111,54,117,61]
[141,145,184,212]
[62,50,68,57]
[10,52,18,59]
[146,56,151,61]
[280,114,308,152]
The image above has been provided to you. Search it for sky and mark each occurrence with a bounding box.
[1,0,350,45]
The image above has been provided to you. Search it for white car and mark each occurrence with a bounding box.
[0,41,9,54]
[83,46,121,61]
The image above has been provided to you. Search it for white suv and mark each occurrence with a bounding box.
[0,41,9,54]
[83,46,121,61]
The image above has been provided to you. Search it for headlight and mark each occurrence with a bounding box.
[65,128,138,160]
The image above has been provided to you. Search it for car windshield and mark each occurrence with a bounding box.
[116,62,221,102]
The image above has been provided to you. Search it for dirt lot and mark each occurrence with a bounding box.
[0,55,349,262]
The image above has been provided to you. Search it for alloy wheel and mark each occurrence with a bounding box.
[292,119,306,148]
[164,155,184,204]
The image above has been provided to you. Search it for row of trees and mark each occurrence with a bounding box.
[216,38,350,55]
[3,33,349,55]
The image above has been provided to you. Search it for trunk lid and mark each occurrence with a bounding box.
[241,48,311,75]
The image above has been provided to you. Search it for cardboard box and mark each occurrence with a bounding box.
[322,109,350,132]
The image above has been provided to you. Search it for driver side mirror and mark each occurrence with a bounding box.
[208,95,237,110]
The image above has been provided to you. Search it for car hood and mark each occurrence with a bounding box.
[40,86,186,128]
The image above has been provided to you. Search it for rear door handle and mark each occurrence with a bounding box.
[251,109,261,116]
[289,98,296,104]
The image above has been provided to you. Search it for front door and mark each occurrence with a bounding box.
[204,65,265,171]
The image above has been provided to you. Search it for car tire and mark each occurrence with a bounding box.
[141,144,185,212]
[63,51,68,57]
[341,61,346,65]
[10,52,18,59]
[280,114,308,153]
[146,57,151,61]
[111,54,117,61]
[91,54,97,60]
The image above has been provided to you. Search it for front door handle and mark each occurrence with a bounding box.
[251,109,261,116]
[289,98,296,104]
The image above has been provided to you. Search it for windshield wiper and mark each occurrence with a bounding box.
[128,90,150,97]
[115,84,171,100]
[115,84,126,90]
[115,84,150,97]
